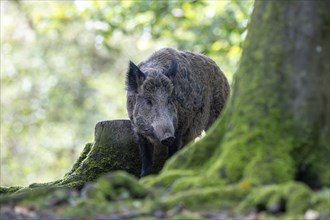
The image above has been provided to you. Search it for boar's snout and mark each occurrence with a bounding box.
[161,133,175,146]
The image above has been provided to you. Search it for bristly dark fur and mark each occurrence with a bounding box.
[142,74,173,95]
[126,48,230,177]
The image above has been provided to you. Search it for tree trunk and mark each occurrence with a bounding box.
[221,0,330,187]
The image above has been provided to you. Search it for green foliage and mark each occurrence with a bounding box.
[1,0,252,186]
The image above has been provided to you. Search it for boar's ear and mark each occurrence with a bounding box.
[164,59,177,78]
[126,61,146,93]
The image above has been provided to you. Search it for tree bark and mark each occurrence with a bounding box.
[222,0,330,188]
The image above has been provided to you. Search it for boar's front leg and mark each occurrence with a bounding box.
[167,131,182,158]
[138,135,154,177]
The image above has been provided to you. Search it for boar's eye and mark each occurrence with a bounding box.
[146,98,153,106]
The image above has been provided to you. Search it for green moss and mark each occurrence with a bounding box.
[163,118,226,172]
[0,186,23,195]
[28,180,62,189]
[170,175,225,193]
[238,184,280,212]
[0,185,66,205]
[142,170,196,189]
[2,177,327,219]
[0,171,153,219]
[281,182,311,214]
[237,182,328,215]
[292,128,330,187]
[72,171,149,203]
[64,143,93,177]
[171,213,203,220]
[58,172,153,219]
[46,120,143,190]
[61,200,109,219]
[57,179,86,189]
[159,185,249,211]
[206,129,253,183]
[102,171,149,199]
[244,143,295,185]
[310,188,330,218]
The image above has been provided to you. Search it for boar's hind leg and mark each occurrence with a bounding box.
[167,131,182,158]
[138,135,154,177]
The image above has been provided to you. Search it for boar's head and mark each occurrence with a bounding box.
[126,59,178,146]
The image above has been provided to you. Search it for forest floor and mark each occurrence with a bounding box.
[1,177,326,220]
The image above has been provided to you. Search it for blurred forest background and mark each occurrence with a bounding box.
[1,0,252,186]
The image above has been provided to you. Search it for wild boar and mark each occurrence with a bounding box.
[126,48,230,177]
